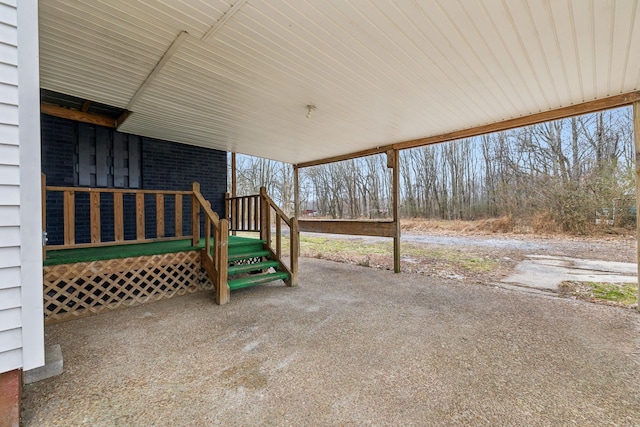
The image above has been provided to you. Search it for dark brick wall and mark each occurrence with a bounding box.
[41,115,227,245]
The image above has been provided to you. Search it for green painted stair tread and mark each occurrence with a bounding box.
[228,249,270,262]
[228,260,280,276]
[228,237,266,248]
[228,244,265,256]
[228,271,290,290]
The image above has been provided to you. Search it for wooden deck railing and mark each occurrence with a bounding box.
[42,174,193,255]
[226,187,299,286]
[192,183,229,305]
[225,192,261,232]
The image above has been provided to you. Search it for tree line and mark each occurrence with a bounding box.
[231,107,635,233]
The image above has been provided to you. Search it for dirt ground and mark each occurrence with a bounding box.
[303,225,637,287]
[22,258,640,426]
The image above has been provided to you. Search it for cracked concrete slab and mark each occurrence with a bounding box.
[502,255,637,291]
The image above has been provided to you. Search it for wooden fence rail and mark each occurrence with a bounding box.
[43,174,193,257]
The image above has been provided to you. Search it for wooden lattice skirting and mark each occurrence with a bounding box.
[43,251,213,324]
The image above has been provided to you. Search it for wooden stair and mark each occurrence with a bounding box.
[227,236,290,291]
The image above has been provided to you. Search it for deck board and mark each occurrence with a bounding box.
[43,236,259,266]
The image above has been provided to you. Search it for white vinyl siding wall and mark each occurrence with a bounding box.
[0,0,44,373]
[0,0,23,372]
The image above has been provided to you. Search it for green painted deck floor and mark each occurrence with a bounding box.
[43,235,261,266]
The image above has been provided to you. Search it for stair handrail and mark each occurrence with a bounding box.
[259,187,299,286]
[192,182,229,304]
[224,188,299,287]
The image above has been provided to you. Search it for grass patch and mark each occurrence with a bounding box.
[590,282,637,305]
[293,235,497,273]
[559,280,638,307]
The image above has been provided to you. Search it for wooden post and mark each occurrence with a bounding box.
[289,217,299,286]
[90,192,101,243]
[136,192,145,241]
[41,173,46,260]
[192,182,200,246]
[389,149,401,273]
[634,101,640,312]
[293,165,299,219]
[156,193,165,238]
[204,216,211,258]
[175,193,182,238]
[231,151,237,237]
[231,152,237,198]
[260,186,268,243]
[63,190,75,245]
[226,191,236,236]
[276,216,282,259]
[114,193,124,241]
[217,218,230,305]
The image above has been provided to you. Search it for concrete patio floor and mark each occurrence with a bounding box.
[23,258,640,426]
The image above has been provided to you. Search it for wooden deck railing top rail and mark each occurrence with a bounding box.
[42,174,194,256]
[192,182,229,305]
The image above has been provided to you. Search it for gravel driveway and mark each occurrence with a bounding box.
[23,258,640,426]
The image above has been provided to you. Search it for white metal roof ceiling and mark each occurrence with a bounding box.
[39,0,640,164]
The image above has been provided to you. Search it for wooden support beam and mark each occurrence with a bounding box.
[41,103,115,128]
[296,91,640,169]
[293,165,299,219]
[115,110,132,128]
[296,145,390,169]
[202,0,248,42]
[391,149,401,273]
[231,152,237,236]
[634,101,640,313]
[216,219,230,305]
[231,152,237,198]
[127,31,189,110]
[289,217,299,286]
[298,220,395,238]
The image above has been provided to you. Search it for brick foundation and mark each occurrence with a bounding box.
[0,369,21,427]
